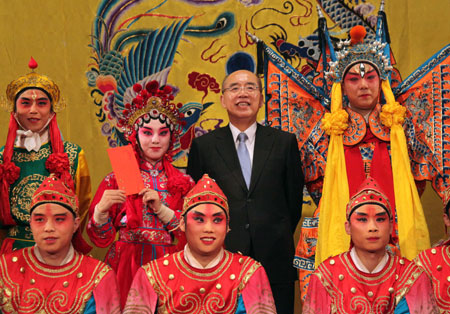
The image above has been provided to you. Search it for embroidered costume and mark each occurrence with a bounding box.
[303,177,438,313]
[415,244,450,313]
[0,247,120,314]
[124,250,275,314]
[0,58,91,254]
[303,251,438,314]
[87,80,194,307]
[288,6,432,299]
[124,174,276,314]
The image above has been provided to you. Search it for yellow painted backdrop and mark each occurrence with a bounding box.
[0,1,449,311]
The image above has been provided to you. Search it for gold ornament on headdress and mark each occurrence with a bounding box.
[1,57,66,112]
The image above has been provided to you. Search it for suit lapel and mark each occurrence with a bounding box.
[249,124,273,193]
[214,126,248,191]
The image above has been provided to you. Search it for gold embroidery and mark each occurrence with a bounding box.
[11,174,46,223]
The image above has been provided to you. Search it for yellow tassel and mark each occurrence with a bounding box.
[381,80,430,259]
[315,82,350,267]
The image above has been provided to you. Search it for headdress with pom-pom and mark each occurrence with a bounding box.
[118,80,185,139]
[325,25,393,82]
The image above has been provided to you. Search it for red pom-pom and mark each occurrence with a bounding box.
[167,174,194,196]
[28,57,38,70]
[140,90,148,98]
[45,153,70,177]
[177,103,182,108]
[169,95,175,101]
[133,84,142,93]
[146,81,159,93]
[350,25,366,45]
[1,162,20,185]
[163,85,172,94]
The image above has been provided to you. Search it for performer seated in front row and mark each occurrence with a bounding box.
[415,193,450,312]
[0,175,120,314]
[303,177,438,313]
[123,174,277,314]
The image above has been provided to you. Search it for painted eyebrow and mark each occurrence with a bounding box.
[18,97,49,101]
[140,126,169,131]
[213,212,225,217]
[191,210,205,216]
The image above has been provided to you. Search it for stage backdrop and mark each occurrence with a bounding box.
[0,0,448,296]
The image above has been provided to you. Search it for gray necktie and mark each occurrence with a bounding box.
[237,132,251,188]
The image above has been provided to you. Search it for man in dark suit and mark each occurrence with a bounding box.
[187,69,304,313]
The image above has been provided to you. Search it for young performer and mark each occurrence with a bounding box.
[303,177,438,313]
[87,80,194,307]
[0,175,120,313]
[415,193,450,312]
[0,58,91,254]
[123,174,277,314]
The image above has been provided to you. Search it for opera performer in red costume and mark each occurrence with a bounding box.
[303,177,438,313]
[0,175,120,313]
[415,192,450,312]
[87,80,194,307]
[123,174,276,314]
[0,57,91,255]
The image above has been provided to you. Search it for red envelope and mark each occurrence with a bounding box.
[107,145,145,195]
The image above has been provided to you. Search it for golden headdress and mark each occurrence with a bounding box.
[3,57,65,112]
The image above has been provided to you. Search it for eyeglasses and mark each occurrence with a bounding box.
[222,85,260,94]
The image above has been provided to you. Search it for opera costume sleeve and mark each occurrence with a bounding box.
[86,172,120,248]
[402,272,439,313]
[239,265,277,313]
[0,247,120,314]
[414,246,450,312]
[123,267,158,314]
[302,272,332,313]
[74,148,92,234]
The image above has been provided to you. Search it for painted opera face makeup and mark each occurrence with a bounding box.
[342,63,381,117]
[181,203,228,264]
[138,119,171,165]
[221,70,263,127]
[30,203,80,258]
[345,204,391,254]
[15,88,52,132]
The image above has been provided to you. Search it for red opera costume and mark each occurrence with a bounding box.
[87,80,194,307]
[415,243,450,312]
[124,250,275,314]
[0,247,120,314]
[303,251,437,313]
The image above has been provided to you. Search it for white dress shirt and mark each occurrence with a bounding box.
[229,122,257,165]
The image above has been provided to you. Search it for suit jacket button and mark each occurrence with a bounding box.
[245,224,250,229]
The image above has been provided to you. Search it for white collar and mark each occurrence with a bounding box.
[34,244,74,266]
[350,247,388,274]
[14,114,54,152]
[183,244,224,269]
[229,122,257,145]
